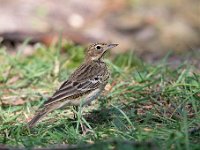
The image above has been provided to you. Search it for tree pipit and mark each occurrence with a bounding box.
[28,43,118,130]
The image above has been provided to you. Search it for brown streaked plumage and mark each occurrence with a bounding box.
[28,43,118,128]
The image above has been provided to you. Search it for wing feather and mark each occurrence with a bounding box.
[44,62,107,106]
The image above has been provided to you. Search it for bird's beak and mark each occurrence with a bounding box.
[98,43,118,60]
[105,43,118,51]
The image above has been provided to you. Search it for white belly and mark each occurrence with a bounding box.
[82,88,103,106]
[56,85,105,109]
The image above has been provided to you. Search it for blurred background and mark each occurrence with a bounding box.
[0,0,199,63]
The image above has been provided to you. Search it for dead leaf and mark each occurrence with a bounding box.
[143,128,152,132]
[1,96,25,106]
[53,59,60,76]
[7,76,20,84]
[105,83,112,91]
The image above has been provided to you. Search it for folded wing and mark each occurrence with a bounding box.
[44,62,107,106]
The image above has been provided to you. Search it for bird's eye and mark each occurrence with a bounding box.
[95,45,101,50]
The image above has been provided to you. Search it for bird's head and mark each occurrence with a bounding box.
[86,43,118,61]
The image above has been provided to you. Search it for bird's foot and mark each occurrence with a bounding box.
[80,123,93,135]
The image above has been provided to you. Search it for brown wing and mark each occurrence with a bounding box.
[44,62,108,106]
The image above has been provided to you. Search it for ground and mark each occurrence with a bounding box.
[0,42,199,149]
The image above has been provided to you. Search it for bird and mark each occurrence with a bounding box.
[28,42,118,128]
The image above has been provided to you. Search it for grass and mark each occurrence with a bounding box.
[0,42,199,150]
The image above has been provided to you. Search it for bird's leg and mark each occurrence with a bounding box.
[79,108,93,135]
[73,106,78,120]
[80,122,89,135]
[73,105,91,135]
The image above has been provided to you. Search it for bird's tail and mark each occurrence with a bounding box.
[28,101,66,128]
[28,108,48,128]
